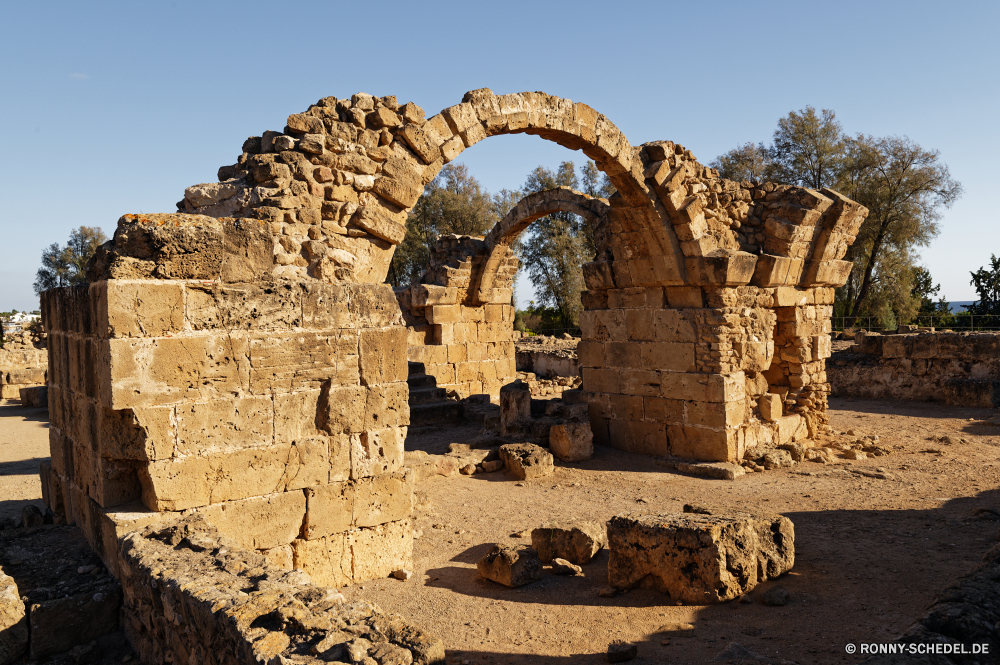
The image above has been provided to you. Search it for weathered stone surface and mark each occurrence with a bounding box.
[477,544,543,588]
[531,521,606,565]
[606,512,795,604]
[549,422,594,462]
[0,568,27,665]
[118,516,442,665]
[550,558,582,575]
[499,443,554,480]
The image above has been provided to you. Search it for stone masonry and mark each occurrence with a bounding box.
[40,214,413,587]
[0,329,47,401]
[829,331,1000,407]
[39,88,868,590]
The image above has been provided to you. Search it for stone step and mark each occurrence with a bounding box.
[408,386,448,405]
[409,401,464,426]
[407,373,438,389]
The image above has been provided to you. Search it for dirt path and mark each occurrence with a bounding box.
[349,398,1000,664]
[0,400,49,522]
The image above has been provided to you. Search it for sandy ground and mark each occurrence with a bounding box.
[348,398,1000,664]
[0,400,49,522]
[2,397,999,663]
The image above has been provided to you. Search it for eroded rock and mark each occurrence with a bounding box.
[549,422,594,462]
[606,512,795,604]
[531,521,606,565]
[499,443,553,480]
[477,544,543,588]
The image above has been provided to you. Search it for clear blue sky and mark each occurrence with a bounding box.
[1,0,997,311]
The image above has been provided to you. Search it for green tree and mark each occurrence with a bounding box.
[518,161,597,329]
[770,106,845,189]
[33,226,107,295]
[388,164,498,287]
[709,142,774,183]
[713,109,961,329]
[968,254,1000,316]
[839,135,961,326]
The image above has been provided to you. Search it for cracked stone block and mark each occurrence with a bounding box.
[549,422,594,462]
[606,512,794,604]
[531,521,606,565]
[477,544,543,588]
[499,443,553,480]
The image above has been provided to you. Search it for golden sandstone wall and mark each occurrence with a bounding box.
[37,89,867,591]
[40,215,412,587]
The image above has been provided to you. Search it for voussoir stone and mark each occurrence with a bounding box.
[606,512,795,604]
[477,544,543,588]
[499,443,553,480]
[531,521,606,565]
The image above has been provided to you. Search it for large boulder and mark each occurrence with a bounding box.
[548,422,593,462]
[477,544,543,588]
[606,512,794,604]
[531,521,606,565]
[499,443,553,480]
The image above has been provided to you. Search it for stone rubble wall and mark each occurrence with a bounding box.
[0,330,47,401]
[829,331,1000,407]
[118,516,444,665]
[41,215,414,588]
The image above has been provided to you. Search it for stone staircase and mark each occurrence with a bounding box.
[407,362,463,426]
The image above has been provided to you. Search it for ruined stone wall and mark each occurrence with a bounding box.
[41,214,413,587]
[0,329,47,400]
[397,235,516,399]
[119,516,443,665]
[829,331,1000,407]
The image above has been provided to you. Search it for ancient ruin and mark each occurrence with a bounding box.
[0,328,47,401]
[38,87,867,574]
[8,88,891,663]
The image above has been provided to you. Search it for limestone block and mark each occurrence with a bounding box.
[104,334,250,409]
[531,521,606,565]
[499,380,531,436]
[411,285,458,307]
[175,397,275,456]
[664,287,703,308]
[776,414,805,445]
[195,490,306,551]
[606,512,794,603]
[684,399,745,428]
[660,372,744,403]
[292,533,351,588]
[667,424,739,462]
[477,544,543,587]
[758,394,782,422]
[499,443,553,480]
[0,567,27,665]
[359,328,408,386]
[261,545,293,571]
[139,444,298,511]
[549,422,594,462]
[347,519,413,583]
[349,427,404,480]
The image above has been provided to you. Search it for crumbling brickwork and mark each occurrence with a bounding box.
[830,331,1000,406]
[40,214,413,587]
[119,516,444,665]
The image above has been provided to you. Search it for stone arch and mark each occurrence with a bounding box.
[475,187,611,302]
[179,88,686,288]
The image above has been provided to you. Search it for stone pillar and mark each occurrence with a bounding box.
[40,214,413,587]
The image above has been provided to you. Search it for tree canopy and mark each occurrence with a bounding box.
[711,107,961,327]
[33,226,107,295]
